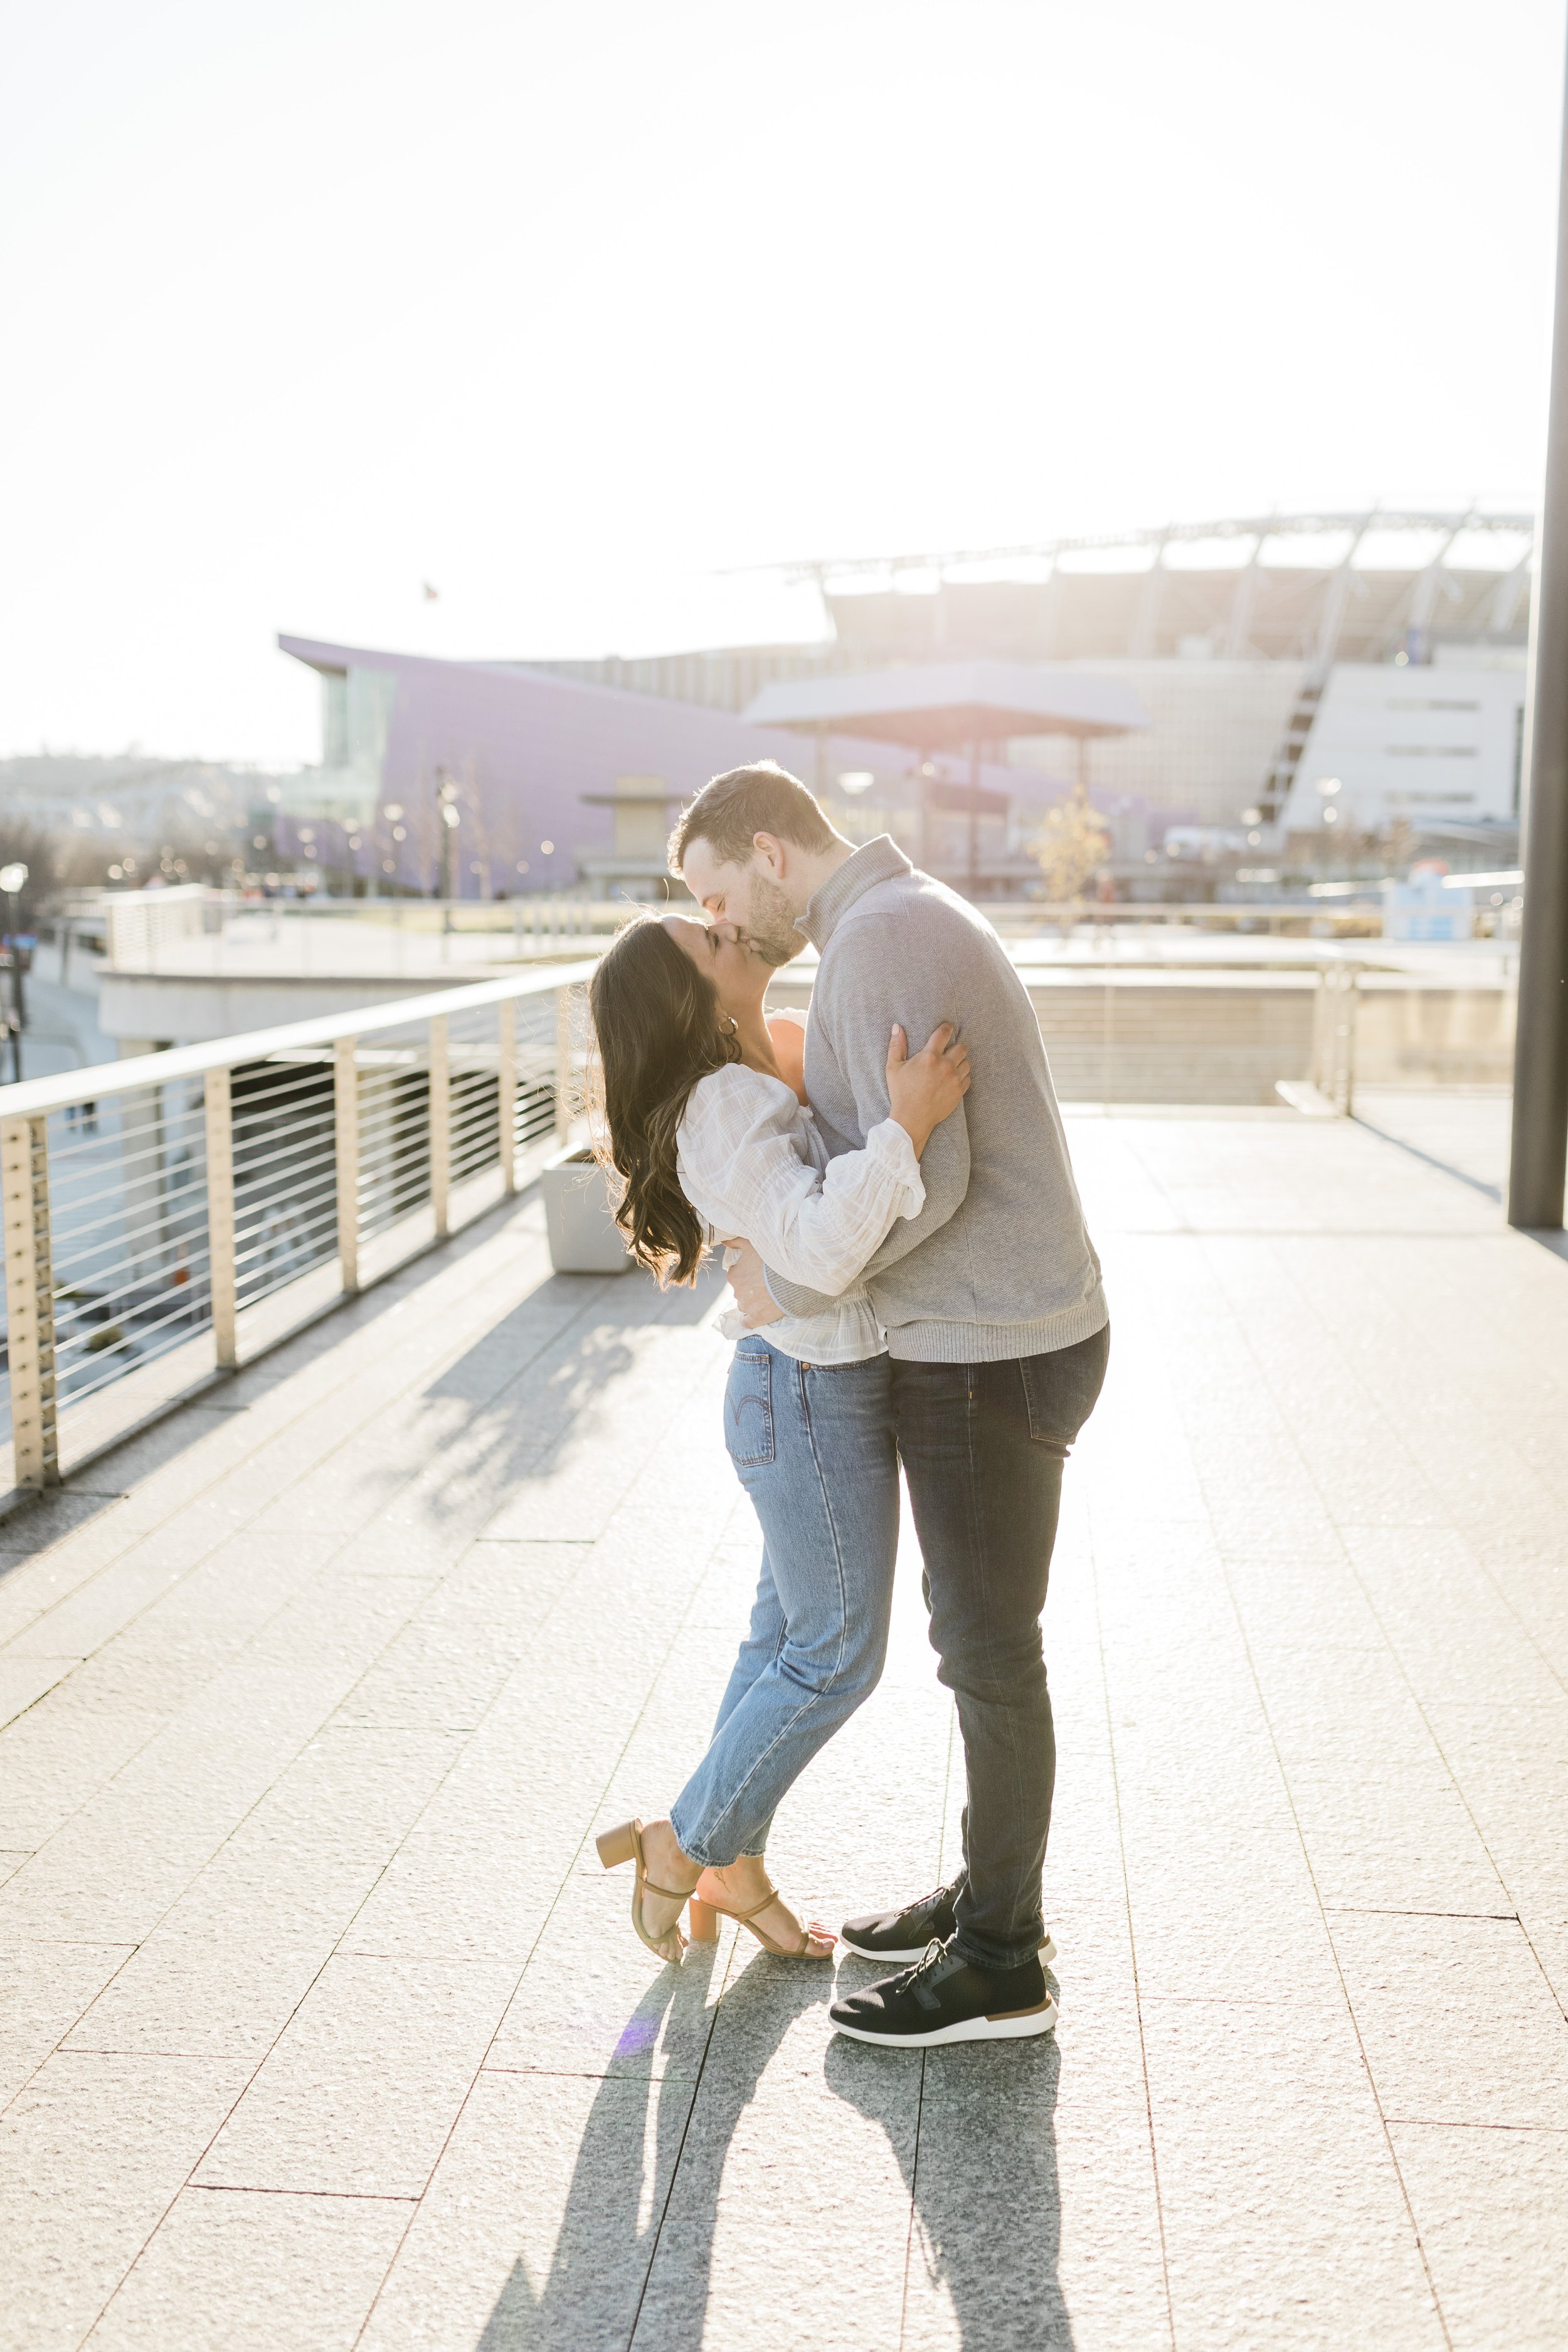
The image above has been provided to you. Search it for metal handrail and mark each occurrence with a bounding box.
[0,964,595,1120]
[0,961,597,1498]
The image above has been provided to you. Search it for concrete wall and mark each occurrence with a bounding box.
[769,967,1515,1105]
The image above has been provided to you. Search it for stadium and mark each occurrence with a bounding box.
[278,508,1535,898]
[535,509,1534,847]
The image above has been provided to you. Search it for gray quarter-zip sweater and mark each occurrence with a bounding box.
[764,836,1107,1364]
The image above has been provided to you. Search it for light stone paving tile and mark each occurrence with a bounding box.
[479,1458,677,1547]
[1141,1994,1446,2352]
[194,1951,517,2196]
[33,1634,233,1720]
[238,1724,469,1850]
[901,1991,1167,2352]
[81,2185,413,2352]
[192,2051,479,2199]
[327,1545,584,1732]
[1473,1568,1568,1690]
[682,1539,766,1633]
[1198,1493,1345,1560]
[633,1954,914,2352]
[1385,2121,1568,2351]
[223,1572,439,1691]
[1285,1759,1512,1917]
[257,1948,516,2058]
[1116,1816,1346,2007]
[1243,1638,1444,1769]
[0,1938,134,2109]
[1330,1912,1568,2130]
[0,1699,165,1850]
[0,1833,238,1949]
[1339,1527,1568,1710]
[0,1549,116,1650]
[336,1828,560,1968]
[98,1527,346,1645]
[1422,1700,1568,2006]
[157,1825,405,1945]
[1,1532,246,1663]
[0,1695,455,1944]
[331,1519,500,1577]
[0,2050,253,2352]
[0,1653,77,1729]
[489,1870,734,2079]
[0,1851,30,1887]
[358,2065,695,2352]
[62,1934,334,2060]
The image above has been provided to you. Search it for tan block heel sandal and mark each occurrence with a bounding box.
[596,1819,696,1966]
[691,1865,835,1959]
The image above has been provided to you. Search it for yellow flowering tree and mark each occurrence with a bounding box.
[1031,785,1111,903]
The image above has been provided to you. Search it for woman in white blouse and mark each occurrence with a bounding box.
[589,912,968,1966]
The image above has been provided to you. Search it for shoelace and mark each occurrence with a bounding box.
[903,1880,959,1924]
[883,1936,950,1996]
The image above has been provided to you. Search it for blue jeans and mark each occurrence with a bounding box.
[670,1337,899,1868]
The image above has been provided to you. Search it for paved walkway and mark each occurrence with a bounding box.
[1,1105,1565,2349]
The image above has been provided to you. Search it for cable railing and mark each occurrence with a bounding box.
[0,962,595,1496]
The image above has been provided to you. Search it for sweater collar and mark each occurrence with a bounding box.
[798,835,912,951]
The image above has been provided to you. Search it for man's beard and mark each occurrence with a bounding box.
[741,875,805,967]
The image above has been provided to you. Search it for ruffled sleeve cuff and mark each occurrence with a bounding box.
[863,1118,926,1218]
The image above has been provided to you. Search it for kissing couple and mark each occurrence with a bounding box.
[588,761,1108,2048]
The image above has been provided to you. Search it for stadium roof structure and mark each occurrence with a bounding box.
[744,660,1151,746]
[760,509,1538,669]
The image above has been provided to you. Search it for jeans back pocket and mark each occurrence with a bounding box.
[725,1342,776,1467]
[1019,1322,1110,1454]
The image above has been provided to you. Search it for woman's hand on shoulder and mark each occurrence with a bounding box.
[885,1022,970,1157]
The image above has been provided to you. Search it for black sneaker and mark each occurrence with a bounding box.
[830,1937,1057,2049]
[840,1880,1057,1970]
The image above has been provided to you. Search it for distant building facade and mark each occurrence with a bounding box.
[277,509,1534,893]
[277,634,1029,898]
[508,511,1534,851]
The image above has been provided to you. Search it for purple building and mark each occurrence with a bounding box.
[277,633,1061,898]
[278,634,948,898]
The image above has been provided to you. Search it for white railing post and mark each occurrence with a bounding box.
[497,1000,517,1194]
[555,984,573,1142]
[203,1067,238,1369]
[1340,964,1361,1118]
[1313,963,1361,1115]
[429,1015,450,1236]
[2,1114,59,1488]
[335,1036,361,1293]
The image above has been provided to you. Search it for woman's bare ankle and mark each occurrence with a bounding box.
[642,1818,700,1892]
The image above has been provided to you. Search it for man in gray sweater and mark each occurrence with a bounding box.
[675,762,1109,2049]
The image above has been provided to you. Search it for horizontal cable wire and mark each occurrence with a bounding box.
[4,979,573,1456]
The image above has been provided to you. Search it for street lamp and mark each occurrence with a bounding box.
[0,861,28,1083]
[435,770,460,899]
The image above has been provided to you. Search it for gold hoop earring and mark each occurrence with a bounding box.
[723,1014,739,1036]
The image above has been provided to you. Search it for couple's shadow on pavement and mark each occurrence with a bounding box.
[476,1947,1071,2351]
[825,1954,1073,2352]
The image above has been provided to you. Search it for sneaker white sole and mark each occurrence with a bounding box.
[839,1931,1058,1969]
[832,1993,1058,2049]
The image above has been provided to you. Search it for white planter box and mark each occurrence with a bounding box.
[539,1146,634,1274]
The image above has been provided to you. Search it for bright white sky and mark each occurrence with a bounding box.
[2,0,1564,764]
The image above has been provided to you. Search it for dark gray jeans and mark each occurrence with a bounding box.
[891,1323,1110,1972]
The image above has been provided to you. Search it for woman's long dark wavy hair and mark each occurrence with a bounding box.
[589,914,741,1284]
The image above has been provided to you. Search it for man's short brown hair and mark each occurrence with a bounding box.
[669,761,837,874]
